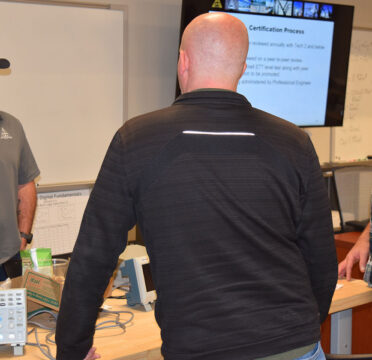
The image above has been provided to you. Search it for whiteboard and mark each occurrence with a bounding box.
[0,2,124,184]
[32,189,90,255]
[334,28,372,161]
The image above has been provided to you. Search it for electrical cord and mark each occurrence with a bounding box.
[95,309,134,331]
[27,328,55,360]
[25,290,134,360]
[107,294,127,299]
[27,309,58,331]
[107,285,129,299]
[27,309,58,359]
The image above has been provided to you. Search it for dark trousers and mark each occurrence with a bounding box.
[0,252,22,281]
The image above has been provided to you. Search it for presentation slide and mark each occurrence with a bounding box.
[231,13,334,126]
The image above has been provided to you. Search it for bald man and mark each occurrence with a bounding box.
[56,13,337,360]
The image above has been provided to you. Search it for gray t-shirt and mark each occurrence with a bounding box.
[0,111,40,264]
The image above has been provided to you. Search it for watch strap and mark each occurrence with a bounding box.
[20,232,33,244]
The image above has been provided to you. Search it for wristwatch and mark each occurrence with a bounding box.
[20,232,33,244]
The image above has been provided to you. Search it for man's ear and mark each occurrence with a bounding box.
[240,63,247,79]
[178,50,190,93]
[178,50,190,76]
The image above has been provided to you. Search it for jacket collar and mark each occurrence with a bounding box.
[174,89,251,107]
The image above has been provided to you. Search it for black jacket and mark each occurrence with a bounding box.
[56,90,337,360]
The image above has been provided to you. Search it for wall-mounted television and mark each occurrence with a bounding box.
[178,0,354,127]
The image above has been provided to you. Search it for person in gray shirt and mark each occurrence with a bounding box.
[0,111,40,281]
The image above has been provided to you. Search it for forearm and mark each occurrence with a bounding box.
[305,213,337,323]
[17,181,37,248]
[297,140,338,322]
[56,133,135,359]
[358,221,370,244]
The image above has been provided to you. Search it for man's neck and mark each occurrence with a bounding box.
[184,78,238,93]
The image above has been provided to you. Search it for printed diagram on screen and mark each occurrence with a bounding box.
[32,189,90,255]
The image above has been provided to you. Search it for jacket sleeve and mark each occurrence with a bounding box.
[55,132,136,360]
[296,138,338,324]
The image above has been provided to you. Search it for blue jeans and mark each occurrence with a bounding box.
[295,342,326,360]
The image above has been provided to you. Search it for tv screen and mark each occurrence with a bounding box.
[178,0,354,127]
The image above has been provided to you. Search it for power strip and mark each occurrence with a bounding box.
[0,288,27,356]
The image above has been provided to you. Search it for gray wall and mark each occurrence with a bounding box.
[107,0,372,163]
[108,0,182,119]
[10,0,372,163]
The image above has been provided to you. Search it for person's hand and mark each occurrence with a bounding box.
[83,347,101,360]
[338,235,370,280]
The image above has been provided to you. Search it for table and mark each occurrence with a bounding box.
[1,279,371,359]
[0,295,162,360]
[329,279,372,355]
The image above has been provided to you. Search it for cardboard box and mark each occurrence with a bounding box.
[1,275,55,313]
[3,266,116,313]
[22,270,62,311]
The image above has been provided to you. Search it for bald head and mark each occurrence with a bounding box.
[178,13,248,93]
